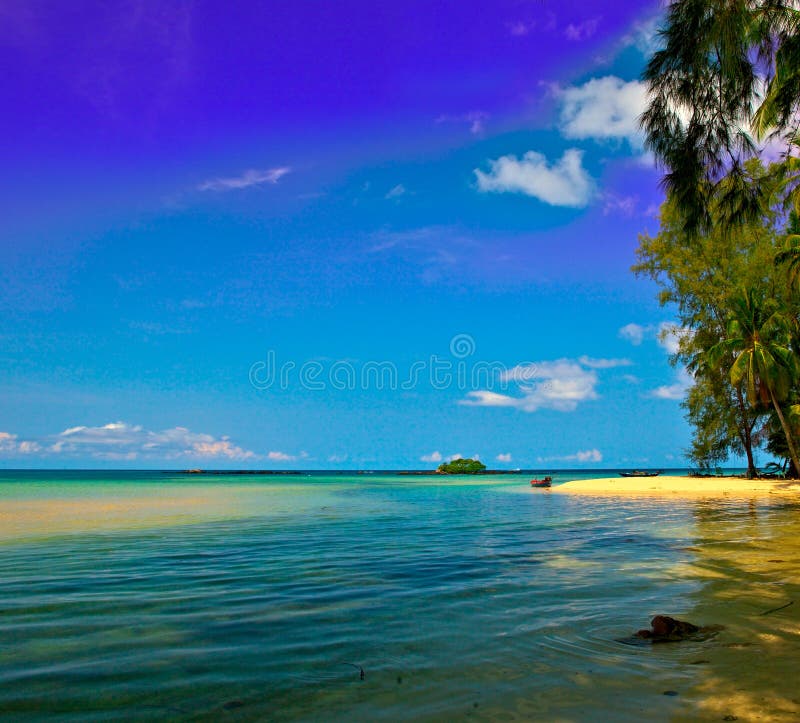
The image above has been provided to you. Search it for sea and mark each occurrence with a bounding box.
[1,469,799,721]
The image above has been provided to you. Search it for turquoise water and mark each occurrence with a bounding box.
[1,470,799,721]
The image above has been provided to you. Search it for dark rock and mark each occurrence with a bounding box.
[663,690,679,696]
[635,615,700,642]
[223,700,245,710]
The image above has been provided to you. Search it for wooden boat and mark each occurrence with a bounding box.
[619,470,661,478]
[530,476,552,488]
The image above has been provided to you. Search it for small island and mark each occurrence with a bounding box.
[436,457,487,474]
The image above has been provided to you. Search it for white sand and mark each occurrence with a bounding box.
[553,475,800,499]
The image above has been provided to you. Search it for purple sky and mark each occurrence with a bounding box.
[0,1,701,470]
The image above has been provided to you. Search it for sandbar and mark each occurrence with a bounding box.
[554,475,800,499]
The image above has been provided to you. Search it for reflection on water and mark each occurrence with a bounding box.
[0,471,797,720]
[675,500,800,721]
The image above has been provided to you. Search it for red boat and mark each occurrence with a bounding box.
[530,476,552,488]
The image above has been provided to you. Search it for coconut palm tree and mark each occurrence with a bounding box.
[709,287,800,475]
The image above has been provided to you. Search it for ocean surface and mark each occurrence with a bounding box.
[1,469,799,721]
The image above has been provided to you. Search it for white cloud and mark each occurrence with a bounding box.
[0,432,17,451]
[577,356,633,369]
[657,322,692,355]
[558,76,647,147]
[651,383,686,400]
[603,193,638,217]
[651,369,693,400]
[198,167,290,192]
[539,448,603,463]
[564,17,600,41]
[0,432,41,455]
[621,15,662,56]
[619,322,646,345]
[496,453,512,462]
[49,422,256,460]
[421,452,468,464]
[474,149,595,207]
[421,451,443,463]
[463,359,599,412]
[385,184,407,199]
[267,451,295,461]
[574,448,603,463]
[435,110,488,135]
[619,322,691,353]
[461,391,520,408]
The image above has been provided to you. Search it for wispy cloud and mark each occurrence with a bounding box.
[435,110,488,135]
[620,14,662,56]
[420,451,473,464]
[366,225,481,284]
[564,17,600,41]
[385,184,407,200]
[618,322,647,345]
[496,452,512,462]
[474,149,595,207]
[267,450,308,462]
[577,356,633,369]
[420,451,443,463]
[198,167,290,192]
[617,322,694,400]
[461,359,600,412]
[539,448,603,463]
[657,323,691,355]
[46,422,257,461]
[618,322,691,353]
[651,369,693,400]
[602,193,638,217]
[0,431,41,455]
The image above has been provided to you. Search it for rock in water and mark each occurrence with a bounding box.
[635,615,699,641]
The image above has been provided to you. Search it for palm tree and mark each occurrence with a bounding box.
[774,210,800,289]
[709,287,800,476]
[641,0,800,232]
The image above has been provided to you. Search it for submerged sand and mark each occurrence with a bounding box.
[554,474,800,498]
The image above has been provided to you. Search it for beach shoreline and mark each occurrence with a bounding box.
[554,474,800,498]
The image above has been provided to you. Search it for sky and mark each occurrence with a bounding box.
[0,0,718,470]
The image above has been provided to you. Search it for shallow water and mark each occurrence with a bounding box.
[0,470,798,721]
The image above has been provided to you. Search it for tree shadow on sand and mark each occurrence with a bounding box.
[671,499,800,721]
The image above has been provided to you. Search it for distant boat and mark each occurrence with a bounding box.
[531,476,552,488]
[619,470,662,478]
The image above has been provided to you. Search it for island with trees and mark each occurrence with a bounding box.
[435,458,487,474]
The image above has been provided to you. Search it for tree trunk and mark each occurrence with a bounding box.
[743,429,757,478]
[734,387,758,478]
[769,389,800,479]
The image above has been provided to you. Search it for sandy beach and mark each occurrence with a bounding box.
[554,474,800,498]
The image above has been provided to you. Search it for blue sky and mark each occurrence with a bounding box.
[0,1,715,469]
